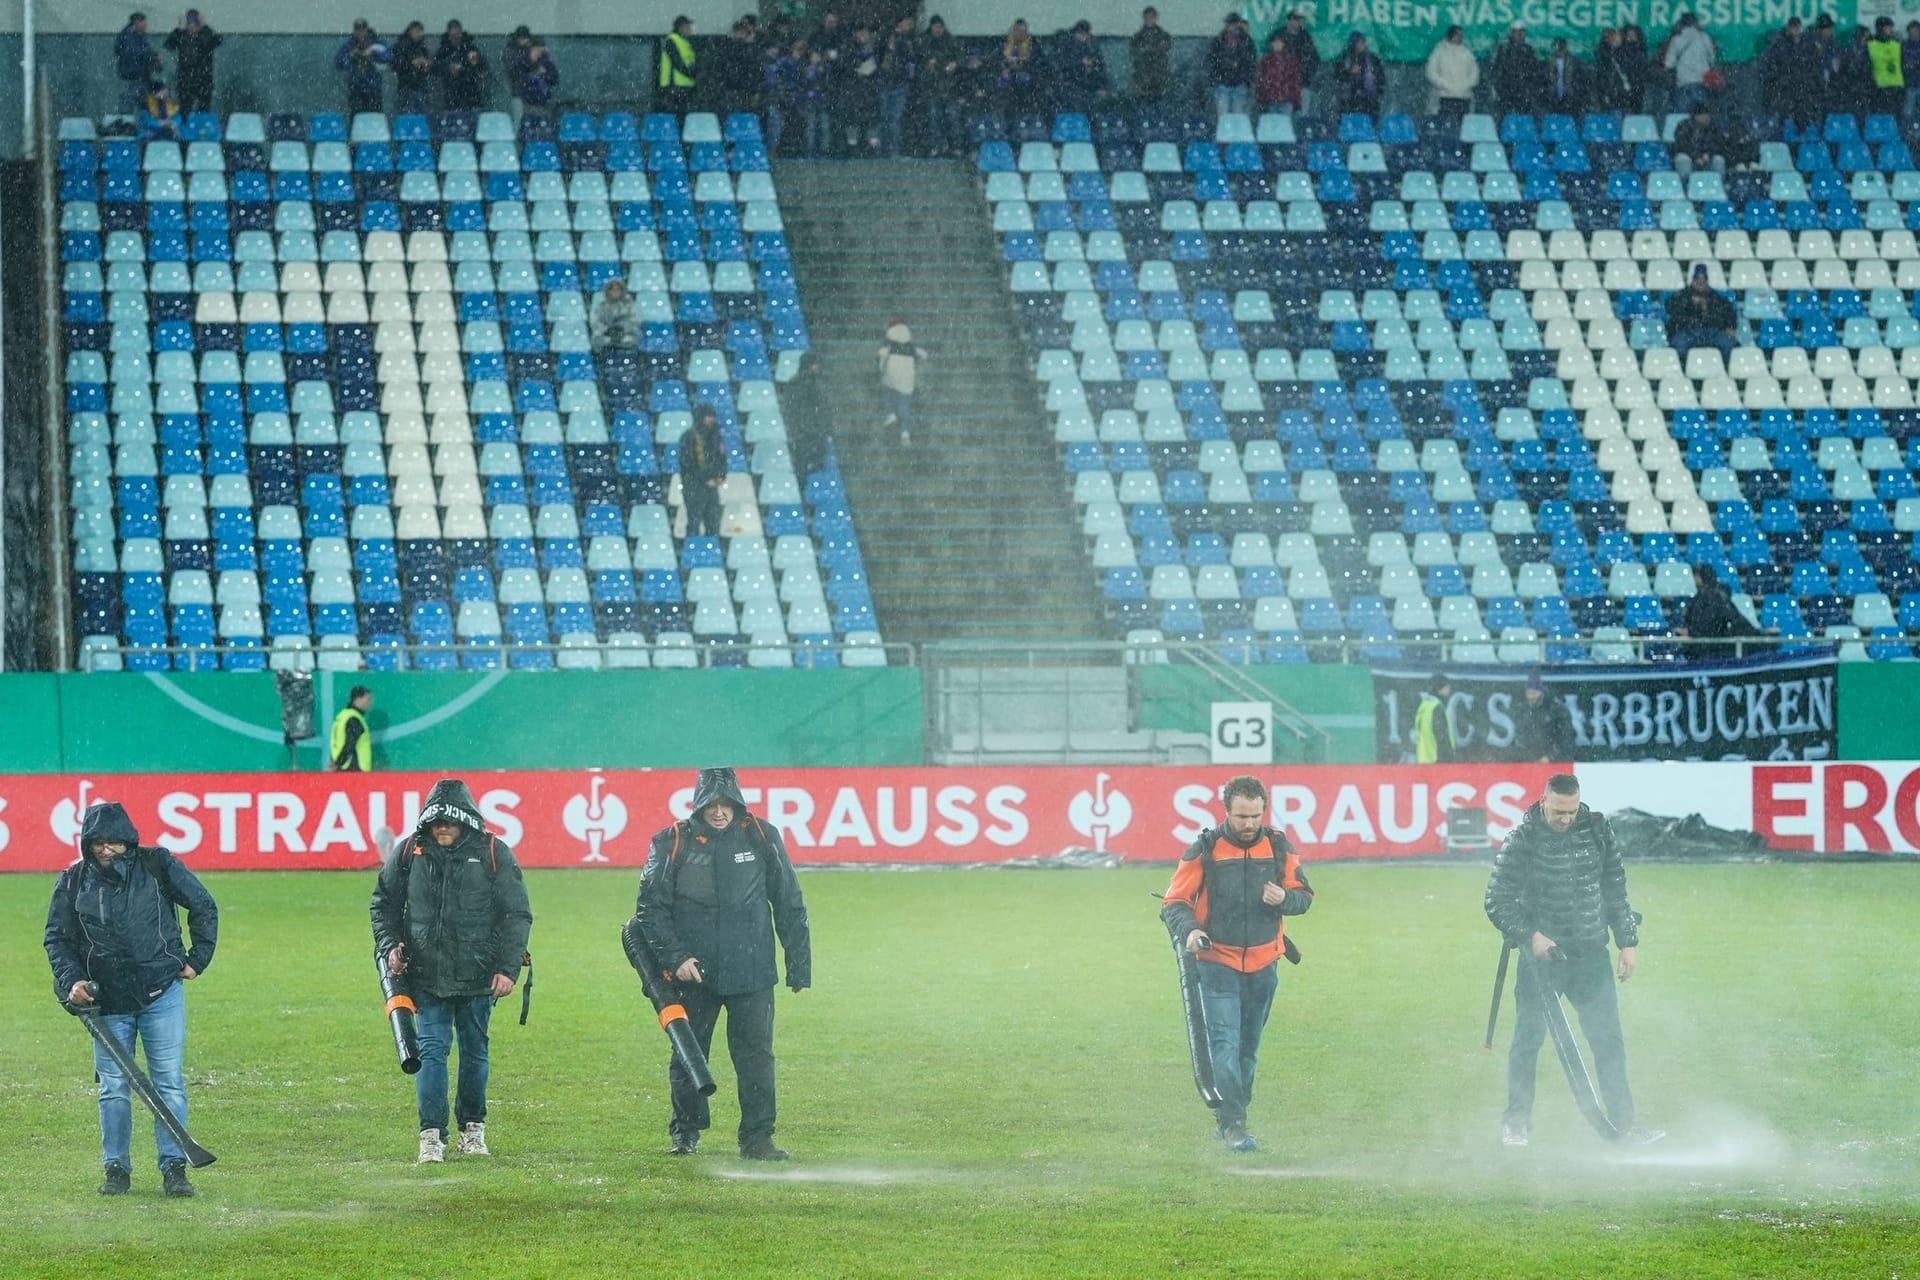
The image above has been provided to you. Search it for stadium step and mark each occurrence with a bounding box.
[777,159,1105,646]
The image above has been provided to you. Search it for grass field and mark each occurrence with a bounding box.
[1,861,1915,1279]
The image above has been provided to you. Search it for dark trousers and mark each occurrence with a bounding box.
[684,483,722,538]
[670,984,777,1148]
[1506,948,1633,1130]
[1195,960,1278,1130]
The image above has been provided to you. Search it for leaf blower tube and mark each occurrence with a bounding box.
[376,950,422,1075]
[620,918,717,1097]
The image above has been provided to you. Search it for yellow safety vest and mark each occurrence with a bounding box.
[1412,697,1442,764]
[1869,39,1903,89]
[659,33,695,89]
[330,707,372,771]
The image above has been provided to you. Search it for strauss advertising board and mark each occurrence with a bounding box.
[0,766,1558,872]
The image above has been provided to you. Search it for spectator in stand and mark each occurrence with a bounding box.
[1665,263,1737,357]
[1664,13,1716,115]
[997,19,1043,115]
[678,409,728,538]
[1425,26,1478,119]
[810,11,847,152]
[922,17,964,158]
[392,21,434,116]
[657,15,697,119]
[1255,33,1302,117]
[1542,37,1584,114]
[1058,20,1110,116]
[1508,673,1574,764]
[1334,32,1384,120]
[1275,12,1321,118]
[1131,8,1172,107]
[780,352,833,480]
[1830,23,1873,118]
[1680,566,1768,658]
[590,279,638,352]
[518,41,559,127]
[879,319,928,446]
[435,20,488,113]
[502,25,535,128]
[1868,18,1905,118]
[116,13,160,116]
[877,15,918,157]
[763,38,802,156]
[1617,24,1652,111]
[163,10,220,116]
[1491,24,1540,115]
[1592,29,1634,112]
[1763,18,1820,133]
[1904,21,1920,122]
[1208,14,1257,119]
[800,42,834,157]
[957,43,995,123]
[840,23,882,155]
[718,18,765,118]
[336,20,390,117]
[1810,15,1840,113]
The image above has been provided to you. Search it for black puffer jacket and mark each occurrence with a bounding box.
[44,802,218,1013]
[633,768,811,997]
[1486,800,1639,953]
[370,780,533,999]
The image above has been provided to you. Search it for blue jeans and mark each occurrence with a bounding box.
[926,98,960,154]
[1214,84,1252,119]
[1671,328,1735,358]
[805,105,832,157]
[415,993,493,1137]
[882,387,916,436]
[879,86,910,156]
[1195,960,1278,1129]
[1672,82,1708,115]
[764,103,787,156]
[92,980,188,1171]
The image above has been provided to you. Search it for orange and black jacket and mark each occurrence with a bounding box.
[1160,825,1312,973]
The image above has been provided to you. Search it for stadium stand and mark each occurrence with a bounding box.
[58,109,883,673]
[986,107,1920,664]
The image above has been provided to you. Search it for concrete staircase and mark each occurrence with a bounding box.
[774,160,1105,646]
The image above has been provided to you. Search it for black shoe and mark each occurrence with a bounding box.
[740,1141,790,1161]
[161,1163,195,1198]
[98,1164,130,1196]
[1218,1123,1258,1153]
[668,1133,699,1155]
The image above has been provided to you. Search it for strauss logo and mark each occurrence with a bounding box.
[1067,773,1132,852]
[561,775,627,864]
[49,780,97,848]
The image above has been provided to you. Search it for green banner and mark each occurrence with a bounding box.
[1835,661,1920,760]
[1245,0,1847,65]
[0,670,925,774]
[1134,664,1376,763]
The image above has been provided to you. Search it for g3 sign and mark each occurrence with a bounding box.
[1211,702,1274,765]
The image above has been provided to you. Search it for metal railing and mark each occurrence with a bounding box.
[79,637,919,674]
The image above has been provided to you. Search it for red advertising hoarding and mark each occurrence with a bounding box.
[0,765,1558,873]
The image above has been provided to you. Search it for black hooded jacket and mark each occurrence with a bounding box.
[370,780,534,999]
[45,802,218,1014]
[1486,800,1639,954]
[634,769,811,997]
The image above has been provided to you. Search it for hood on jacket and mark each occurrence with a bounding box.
[885,322,913,344]
[415,779,487,838]
[689,767,749,818]
[79,801,141,860]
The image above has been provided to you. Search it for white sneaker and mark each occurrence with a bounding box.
[417,1128,445,1163]
[457,1122,490,1157]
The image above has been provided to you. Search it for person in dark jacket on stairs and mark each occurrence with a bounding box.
[633,769,812,1160]
[45,801,218,1197]
[678,409,729,537]
[371,780,533,1164]
[780,352,833,480]
[1486,773,1656,1148]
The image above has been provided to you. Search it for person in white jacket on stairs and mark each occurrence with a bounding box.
[878,319,928,445]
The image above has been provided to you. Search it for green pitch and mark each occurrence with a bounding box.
[2,863,1915,1278]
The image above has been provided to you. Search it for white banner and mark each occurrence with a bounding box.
[1579,761,1920,856]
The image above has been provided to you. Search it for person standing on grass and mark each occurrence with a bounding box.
[632,768,811,1160]
[45,801,218,1199]
[371,780,533,1165]
[329,683,374,771]
[1485,772,1657,1148]
[1160,775,1314,1152]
